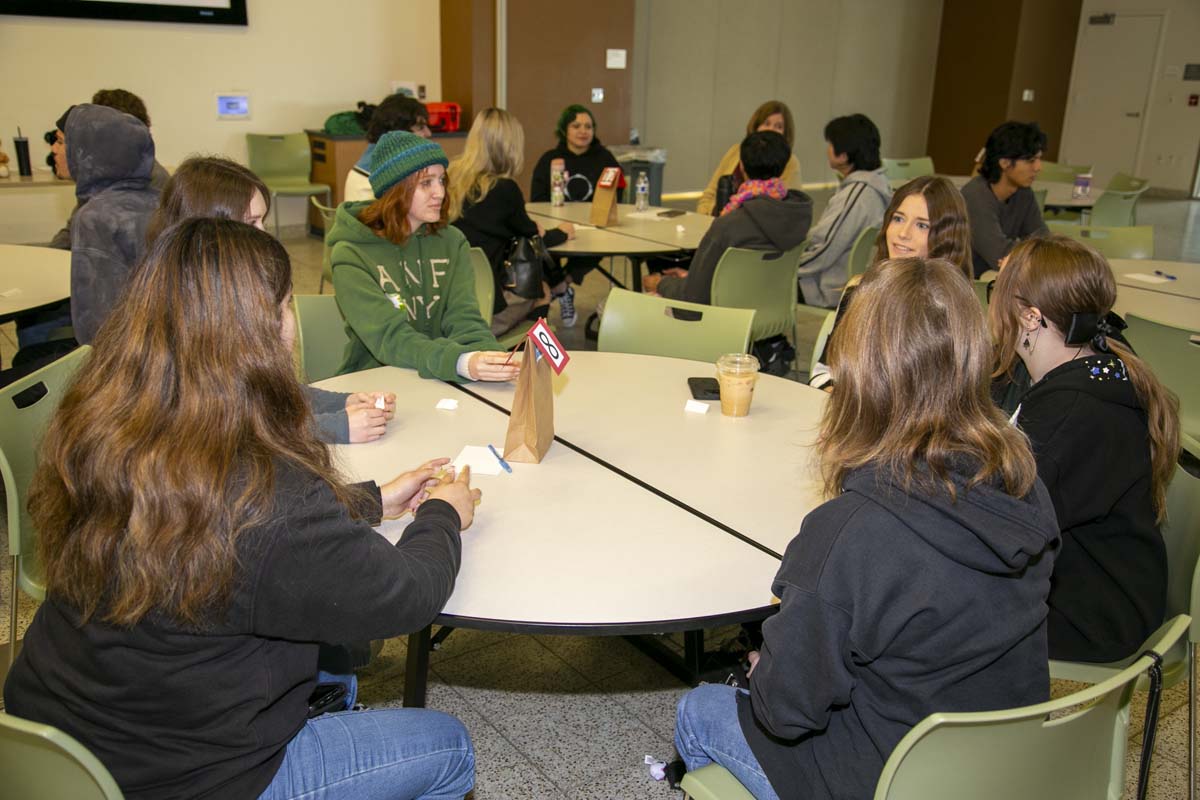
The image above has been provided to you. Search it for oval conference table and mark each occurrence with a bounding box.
[0,244,70,323]
[317,351,828,706]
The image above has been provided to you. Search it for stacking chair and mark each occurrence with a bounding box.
[1050,463,1200,799]
[0,712,124,799]
[848,226,879,280]
[309,196,336,293]
[882,157,935,182]
[245,133,331,239]
[681,616,1191,800]
[1124,314,1200,446]
[598,288,754,363]
[292,295,349,383]
[1,346,91,670]
[1088,173,1151,227]
[710,245,804,342]
[809,306,837,377]
[468,247,538,351]
[1037,161,1092,183]
[1046,222,1154,259]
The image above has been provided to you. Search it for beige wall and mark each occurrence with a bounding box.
[632,0,944,195]
[1069,0,1200,193]
[0,0,441,242]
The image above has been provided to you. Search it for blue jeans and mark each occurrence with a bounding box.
[675,683,781,800]
[259,708,474,800]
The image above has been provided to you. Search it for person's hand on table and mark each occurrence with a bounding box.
[425,464,482,531]
[558,222,576,240]
[346,405,389,443]
[469,351,521,382]
[746,650,760,678]
[347,391,396,419]
[380,458,451,517]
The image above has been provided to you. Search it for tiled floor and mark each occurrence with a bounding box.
[2,195,1199,798]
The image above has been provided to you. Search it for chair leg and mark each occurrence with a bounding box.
[319,274,326,295]
[1189,641,1196,800]
[7,554,18,671]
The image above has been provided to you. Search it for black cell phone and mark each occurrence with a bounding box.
[688,377,720,400]
[307,682,349,718]
[657,209,686,218]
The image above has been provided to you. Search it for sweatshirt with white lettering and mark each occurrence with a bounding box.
[329,201,500,381]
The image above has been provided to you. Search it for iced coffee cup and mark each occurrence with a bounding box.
[716,353,760,417]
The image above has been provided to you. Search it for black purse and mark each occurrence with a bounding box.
[503,236,552,300]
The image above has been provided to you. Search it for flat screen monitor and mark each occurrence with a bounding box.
[1,0,248,26]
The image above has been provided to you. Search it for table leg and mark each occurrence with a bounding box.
[404,626,432,708]
[683,630,704,677]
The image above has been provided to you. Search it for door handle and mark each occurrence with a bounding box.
[1125,112,1142,118]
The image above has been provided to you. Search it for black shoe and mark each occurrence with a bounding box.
[665,758,688,790]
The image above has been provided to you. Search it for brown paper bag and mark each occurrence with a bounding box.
[503,342,555,463]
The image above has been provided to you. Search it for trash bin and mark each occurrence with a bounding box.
[609,146,667,207]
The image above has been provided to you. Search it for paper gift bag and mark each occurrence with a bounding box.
[503,342,555,463]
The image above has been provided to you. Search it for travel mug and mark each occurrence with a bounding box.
[14,135,31,177]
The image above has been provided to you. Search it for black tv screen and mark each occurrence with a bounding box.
[1,0,248,26]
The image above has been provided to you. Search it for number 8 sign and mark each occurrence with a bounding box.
[527,318,570,374]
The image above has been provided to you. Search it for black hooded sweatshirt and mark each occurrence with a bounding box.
[739,463,1059,800]
[1014,355,1166,662]
[529,140,621,203]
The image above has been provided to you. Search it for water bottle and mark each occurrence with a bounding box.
[635,171,649,212]
[1072,172,1092,200]
[550,158,566,206]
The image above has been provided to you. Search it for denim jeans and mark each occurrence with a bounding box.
[259,708,474,800]
[675,683,781,800]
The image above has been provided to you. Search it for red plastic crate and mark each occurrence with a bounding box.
[425,102,461,133]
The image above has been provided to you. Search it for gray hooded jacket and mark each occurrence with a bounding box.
[66,104,160,345]
[796,168,892,308]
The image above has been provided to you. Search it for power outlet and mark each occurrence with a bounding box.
[1021,89,1035,102]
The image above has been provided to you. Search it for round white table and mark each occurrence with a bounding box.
[0,244,70,322]
[1109,258,1199,331]
[317,352,827,704]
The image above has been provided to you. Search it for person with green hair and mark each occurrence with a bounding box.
[529,104,622,326]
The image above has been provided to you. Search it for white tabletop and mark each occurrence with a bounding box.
[1109,258,1199,301]
[1107,258,1199,331]
[529,202,713,251]
[462,351,828,557]
[0,244,70,319]
[545,226,681,257]
[317,365,783,630]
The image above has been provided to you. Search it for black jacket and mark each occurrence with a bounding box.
[4,462,463,799]
[452,178,567,312]
[529,141,620,203]
[1015,355,1166,662]
[739,464,1059,800]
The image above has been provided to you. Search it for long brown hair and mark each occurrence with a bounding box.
[821,257,1038,501]
[146,156,270,244]
[359,167,448,246]
[989,235,1180,517]
[746,100,795,150]
[872,176,971,278]
[31,218,359,627]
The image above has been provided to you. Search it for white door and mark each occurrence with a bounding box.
[1061,13,1161,184]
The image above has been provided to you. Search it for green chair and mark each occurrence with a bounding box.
[848,226,879,280]
[1046,222,1154,259]
[882,157,934,181]
[292,295,349,383]
[2,346,91,670]
[1038,161,1092,183]
[468,246,537,351]
[0,712,124,799]
[1124,313,1200,448]
[1049,462,1200,798]
[1108,172,1151,193]
[1031,188,1047,216]
[309,197,336,293]
[710,245,805,342]
[598,288,754,363]
[809,307,837,377]
[245,133,331,240]
[1088,173,1151,227]
[680,615,1190,800]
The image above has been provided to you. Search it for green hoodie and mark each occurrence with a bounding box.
[329,201,499,380]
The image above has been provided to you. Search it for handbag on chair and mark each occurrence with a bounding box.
[503,236,554,300]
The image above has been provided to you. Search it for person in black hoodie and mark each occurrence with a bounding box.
[4,219,478,799]
[673,257,1059,800]
[989,234,1180,663]
[643,131,811,305]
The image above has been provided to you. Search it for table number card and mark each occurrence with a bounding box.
[527,319,570,375]
[589,166,622,227]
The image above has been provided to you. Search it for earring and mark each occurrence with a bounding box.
[1022,334,1031,352]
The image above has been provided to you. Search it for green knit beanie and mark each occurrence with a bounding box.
[369,131,448,198]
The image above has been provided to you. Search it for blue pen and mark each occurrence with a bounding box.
[1154,269,1177,280]
[488,444,513,473]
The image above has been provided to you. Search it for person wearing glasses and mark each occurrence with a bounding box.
[960,121,1049,277]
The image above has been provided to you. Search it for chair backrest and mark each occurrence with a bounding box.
[1038,161,1092,183]
[598,288,754,363]
[310,196,337,283]
[1106,172,1150,194]
[245,133,311,180]
[1031,188,1047,216]
[710,245,803,341]
[874,614,1191,800]
[1045,222,1154,259]
[0,712,124,799]
[882,157,935,181]
[293,295,350,383]
[1124,313,1200,445]
[0,346,91,599]
[848,226,879,280]
[1159,465,1200,645]
[810,307,837,376]
[468,247,495,326]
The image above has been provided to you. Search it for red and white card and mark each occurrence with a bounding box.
[527,319,570,375]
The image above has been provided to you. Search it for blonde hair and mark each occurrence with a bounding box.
[989,235,1180,518]
[447,107,525,222]
[821,258,1038,502]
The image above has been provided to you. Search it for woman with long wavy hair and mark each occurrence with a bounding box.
[674,258,1058,800]
[990,234,1180,663]
[4,218,479,799]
